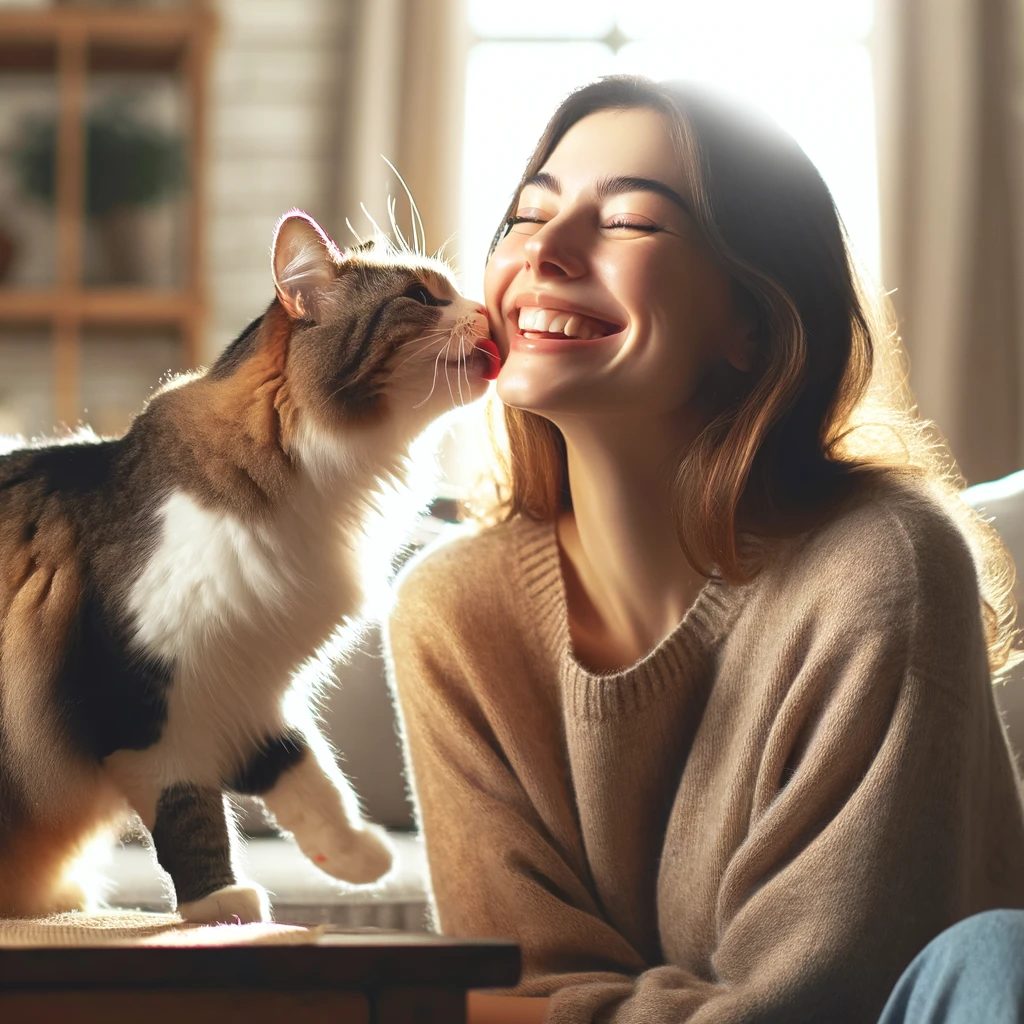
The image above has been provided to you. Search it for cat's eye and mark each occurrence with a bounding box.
[404,282,450,307]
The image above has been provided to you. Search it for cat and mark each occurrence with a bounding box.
[0,209,501,924]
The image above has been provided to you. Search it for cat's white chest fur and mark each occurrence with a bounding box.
[130,489,360,661]
[125,485,365,782]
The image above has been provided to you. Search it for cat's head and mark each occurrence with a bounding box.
[211,210,500,453]
[275,210,501,425]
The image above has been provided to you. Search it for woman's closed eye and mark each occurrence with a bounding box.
[503,215,662,235]
[605,217,661,232]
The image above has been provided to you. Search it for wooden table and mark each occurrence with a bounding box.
[0,930,521,1023]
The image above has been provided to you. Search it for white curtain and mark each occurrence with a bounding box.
[334,0,470,257]
[873,0,1024,485]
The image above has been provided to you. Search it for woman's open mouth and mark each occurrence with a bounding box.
[509,305,625,353]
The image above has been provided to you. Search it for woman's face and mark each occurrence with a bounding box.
[485,106,754,422]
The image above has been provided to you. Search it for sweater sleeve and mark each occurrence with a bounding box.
[383,536,658,988]
[384,508,1024,1024]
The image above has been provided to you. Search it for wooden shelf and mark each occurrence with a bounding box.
[0,7,211,72]
[0,38,58,72]
[0,1,216,425]
[0,288,192,325]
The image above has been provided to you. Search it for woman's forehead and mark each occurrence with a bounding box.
[533,107,685,195]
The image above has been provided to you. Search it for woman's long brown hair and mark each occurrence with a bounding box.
[464,75,1021,679]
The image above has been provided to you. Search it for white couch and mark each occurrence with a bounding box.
[963,470,1024,770]
[105,830,429,930]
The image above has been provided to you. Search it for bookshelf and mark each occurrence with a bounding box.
[0,1,216,430]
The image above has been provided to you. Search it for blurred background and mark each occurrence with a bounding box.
[0,0,1019,487]
[1,0,1022,487]
[0,0,1021,830]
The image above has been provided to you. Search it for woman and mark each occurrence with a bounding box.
[384,76,1024,1023]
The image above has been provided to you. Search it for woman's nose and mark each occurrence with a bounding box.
[522,221,585,278]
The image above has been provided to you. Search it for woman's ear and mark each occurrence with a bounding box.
[271,210,345,322]
[726,281,761,374]
[726,327,759,374]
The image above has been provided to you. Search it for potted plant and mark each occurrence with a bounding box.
[10,94,187,285]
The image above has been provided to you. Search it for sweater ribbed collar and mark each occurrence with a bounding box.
[510,515,753,719]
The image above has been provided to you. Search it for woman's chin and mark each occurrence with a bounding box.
[495,369,586,417]
[495,366,544,410]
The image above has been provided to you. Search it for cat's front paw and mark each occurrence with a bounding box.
[306,821,394,885]
[177,883,270,924]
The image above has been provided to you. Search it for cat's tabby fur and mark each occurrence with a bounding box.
[0,210,498,923]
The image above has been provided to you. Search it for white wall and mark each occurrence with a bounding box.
[204,0,352,362]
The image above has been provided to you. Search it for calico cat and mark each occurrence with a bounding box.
[0,210,501,923]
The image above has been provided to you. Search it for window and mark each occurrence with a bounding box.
[457,1,879,302]
[433,3,878,504]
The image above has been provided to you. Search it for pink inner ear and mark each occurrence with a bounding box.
[272,210,343,268]
[272,212,342,320]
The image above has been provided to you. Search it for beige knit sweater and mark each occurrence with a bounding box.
[383,475,1024,1023]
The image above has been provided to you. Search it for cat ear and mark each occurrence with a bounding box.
[271,210,345,322]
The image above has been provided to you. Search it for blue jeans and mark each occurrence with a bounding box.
[877,909,1024,1023]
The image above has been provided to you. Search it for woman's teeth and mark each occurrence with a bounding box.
[517,306,615,340]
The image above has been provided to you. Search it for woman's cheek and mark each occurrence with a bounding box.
[599,244,661,293]
[483,248,516,342]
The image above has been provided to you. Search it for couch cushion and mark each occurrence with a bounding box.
[963,471,1024,771]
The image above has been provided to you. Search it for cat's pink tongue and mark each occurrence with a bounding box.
[476,338,502,380]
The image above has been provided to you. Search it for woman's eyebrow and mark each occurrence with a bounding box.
[521,171,691,213]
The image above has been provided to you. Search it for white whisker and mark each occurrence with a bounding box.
[442,339,457,407]
[392,332,450,374]
[344,218,365,248]
[432,231,458,265]
[461,338,472,406]
[381,155,426,257]
[386,194,412,255]
[455,336,465,406]
[358,202,388,242]
[413,336,451,409]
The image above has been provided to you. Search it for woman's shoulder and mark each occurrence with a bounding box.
[765,470,980,606]
[388,513,546,624]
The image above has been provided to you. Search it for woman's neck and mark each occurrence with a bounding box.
[555,414,711,664]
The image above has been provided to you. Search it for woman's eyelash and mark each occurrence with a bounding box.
[504,215,660,233]
[504,216,541,231]
[606,219,660,232]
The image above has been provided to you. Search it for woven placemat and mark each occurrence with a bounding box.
[0,910,325,948]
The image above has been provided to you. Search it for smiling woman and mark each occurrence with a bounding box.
[384,76,1024,1024]
[486,106,756,451]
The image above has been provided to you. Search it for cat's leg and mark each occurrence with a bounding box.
[104,750,270,923]
[230,728,393,884]
[150,783,269,924]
